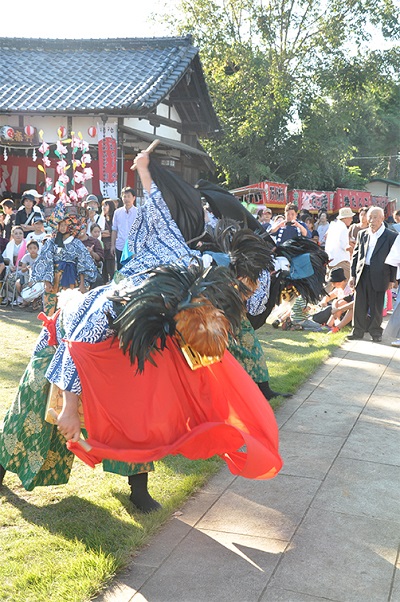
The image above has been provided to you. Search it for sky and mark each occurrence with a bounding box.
[2,0,394,48]
[2,0,177,39]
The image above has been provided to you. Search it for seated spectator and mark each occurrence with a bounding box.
[3,226,26,269]
[15,190,44,237]
[269,203,311,245]
[0,252,5,282]
[319,267,354,333]
[15,240,40,306]
[26,216,49,250]
[2,226,27,304]
[272,295,326,331]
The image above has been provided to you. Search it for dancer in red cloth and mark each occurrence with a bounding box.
[64,264,282,480]
[55,154,282,481]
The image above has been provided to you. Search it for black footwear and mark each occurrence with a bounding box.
[257,381,293,400]
[347,334,364,341]
[371,336,382,342]
[268,390,293,399]
[128,472,162,514]
[0,464,6,486]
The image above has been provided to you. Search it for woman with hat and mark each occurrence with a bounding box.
[15,190,44,237]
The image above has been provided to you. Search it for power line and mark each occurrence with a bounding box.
[349,155,399,160]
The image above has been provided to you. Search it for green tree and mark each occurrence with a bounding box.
[161,0,399,189]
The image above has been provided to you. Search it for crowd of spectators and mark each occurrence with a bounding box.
[0,189,127,308]
[253,202,399,339]
[1,189,399,346]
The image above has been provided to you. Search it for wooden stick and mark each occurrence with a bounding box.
[130,139,161,171]
[47,408,92,452]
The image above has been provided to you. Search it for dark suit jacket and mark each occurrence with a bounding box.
[351,227,398,291]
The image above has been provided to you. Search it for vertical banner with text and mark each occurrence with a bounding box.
[98,122,118,198]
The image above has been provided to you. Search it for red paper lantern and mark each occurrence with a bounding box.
[88,126,97,138]
[24,125,35,137]
[58,126,67,138]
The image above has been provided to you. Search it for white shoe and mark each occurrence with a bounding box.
[391,339,400,348]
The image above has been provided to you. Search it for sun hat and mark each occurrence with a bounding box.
[83,194,99,205]
[337,207,355,219]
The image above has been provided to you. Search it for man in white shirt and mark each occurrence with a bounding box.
[324,207,354,291]
[111,187,137,270]
[348,207,397,342]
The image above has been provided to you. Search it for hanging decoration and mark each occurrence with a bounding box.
[3,147,8,161]
[32,148,37,162]
[1,126,15,141]
[58,126,67,139]
[37,130,93,206]
[88,126,97,138]
[98,121,118,197]
[24,125,35,137]
[1,125,38,146]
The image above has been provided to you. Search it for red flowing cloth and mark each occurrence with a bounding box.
[67,339,283,480]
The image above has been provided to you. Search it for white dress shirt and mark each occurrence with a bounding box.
[365,223,385,265]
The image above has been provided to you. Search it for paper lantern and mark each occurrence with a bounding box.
[88,126,97,138]
[58,126,67,138]
[1,126,15,140]
[24,125,35,137]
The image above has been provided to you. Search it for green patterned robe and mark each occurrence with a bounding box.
[0,345,152,491]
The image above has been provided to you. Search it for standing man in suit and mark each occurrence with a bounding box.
[348,207,398,342]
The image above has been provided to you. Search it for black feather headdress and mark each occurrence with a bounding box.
[148,157,205,243]
[200,218,275,283]
[110,261,245,372]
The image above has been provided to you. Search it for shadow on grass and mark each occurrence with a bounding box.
[0,307,42,335]
[1,487,148,558]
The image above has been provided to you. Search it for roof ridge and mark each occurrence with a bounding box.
[0,35,195,49]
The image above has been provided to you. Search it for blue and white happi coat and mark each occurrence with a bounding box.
[32,237,98,288]
[36,183,201,394]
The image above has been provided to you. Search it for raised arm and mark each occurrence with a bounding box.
[132,152,152,193]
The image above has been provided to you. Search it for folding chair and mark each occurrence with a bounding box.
[0,260,12,306]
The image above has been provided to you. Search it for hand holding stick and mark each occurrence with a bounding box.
[47,407,92,452]
[130,139,160,171]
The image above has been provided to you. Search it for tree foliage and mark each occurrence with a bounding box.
[162,0,400,189]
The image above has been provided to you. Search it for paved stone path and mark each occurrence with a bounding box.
[97,336,400,602]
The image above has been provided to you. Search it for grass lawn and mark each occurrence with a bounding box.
[0,307,348,602]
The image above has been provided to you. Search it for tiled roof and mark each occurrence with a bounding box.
[0,37,202,114]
